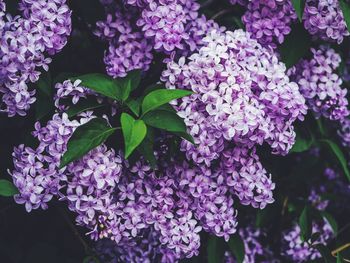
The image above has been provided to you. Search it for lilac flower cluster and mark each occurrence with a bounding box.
[303,0,349,44]
[90,230,178,263]
[95,0,224,77]
[54,79,98,112]
[10,113,88,212]
[224,227,278,263]
[282,188,334,262]
[289,46,349,121]
[162,29,306,163]
[10,79,239,259]
[240,0,349,49]
[283,220,333,262]
[242,0,297,49]
[0,0,71,116]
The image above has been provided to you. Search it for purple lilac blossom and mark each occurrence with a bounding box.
[162,29,307,163]
[338,118,350,147]
[289,46,349,121]
[0,0,71,116]
[54,79,98,112]
[283,188,334,262]
[283,220,333,262]
[221,147,275,209]
[95,0,222,77]
[10,113,90,212]
[308,187,329,211]
[90,230,178,263]
[303,0,349,44]
[10,79,242,259]
[242,0,297,49]
[229,0,249,6]
[324,167,338,180]
[95,5,154,77]
[224,227,278,263]
[161,29,307,211]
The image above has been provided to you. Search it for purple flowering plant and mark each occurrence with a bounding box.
[1,0,350,262]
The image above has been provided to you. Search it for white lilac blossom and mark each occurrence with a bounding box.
[242,0,297,49]
[289,46,349,121]
[303,0,349,44]
[162,29,307,163]
[95,0,222,77]
[0,0,71,116]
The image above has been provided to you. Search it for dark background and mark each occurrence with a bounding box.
[1,1,350,263]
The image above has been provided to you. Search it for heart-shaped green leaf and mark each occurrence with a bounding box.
[121,113,147,158]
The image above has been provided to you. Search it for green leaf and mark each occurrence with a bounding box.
[337,252,344,263]
[60,118,117,168]
[121,113,147,158]
[72,73,121,100]
[299,205,312,242]
[37,73,52,97]
[320,139,350,182]
[141,89,193,116]
[113,70,142,101]
[315,244,334,263]
[0,179,18,197]
[322,212,338,236]
[142,110,194,143]
[142,83,166,96]
[125,69,141,91]
[125,98,141,117]
[279,23,311,68]
[137,128,156,168]
[66,99,105,118]
[316,118,327,137]
[207,236,225,263]
[290,130,314,153]
[121,78,132,101]
[291,0,306,21]
[340,0,350,33]
[35,73,54,120]
[83,256,101,263]
[228,234,245,263]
